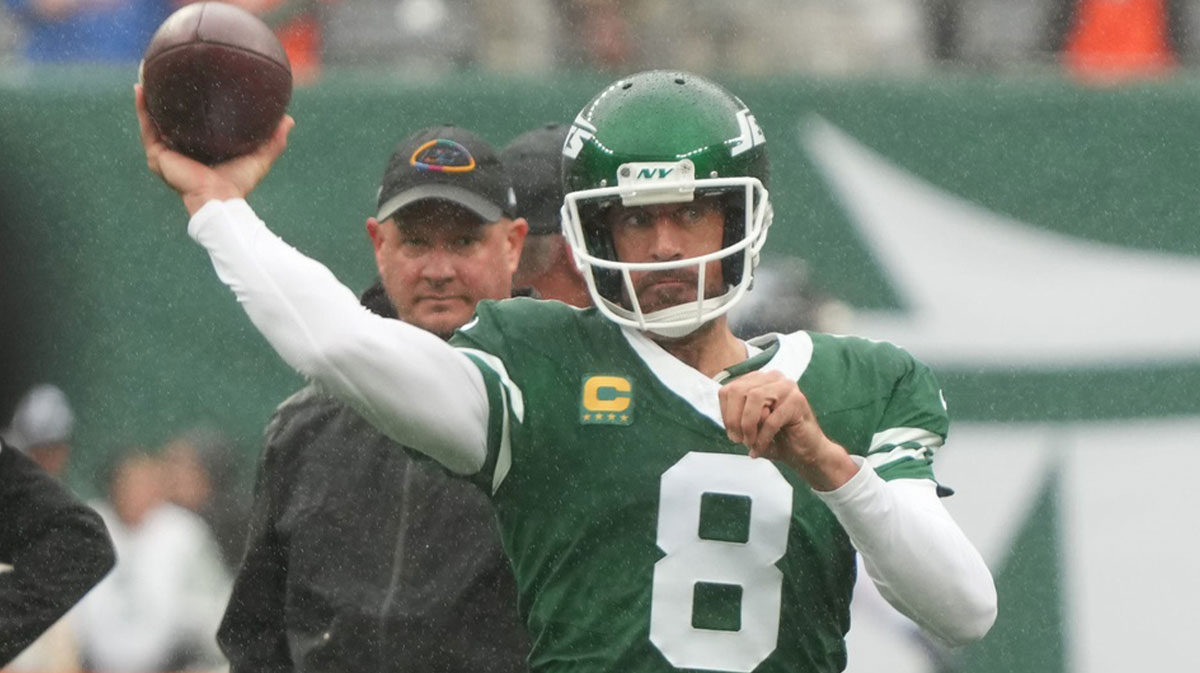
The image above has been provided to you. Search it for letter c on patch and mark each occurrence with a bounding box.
[583,376,632,412]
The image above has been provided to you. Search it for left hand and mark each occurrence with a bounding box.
[718,370,859,491]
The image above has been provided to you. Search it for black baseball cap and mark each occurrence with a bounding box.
[500,123,569,235]
[376,125,517,224]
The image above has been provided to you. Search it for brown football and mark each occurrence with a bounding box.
[140,2,292,165]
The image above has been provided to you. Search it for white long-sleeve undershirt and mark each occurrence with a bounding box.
[816,458,998,646]
[188,198,995,647]
[189,198,489,475]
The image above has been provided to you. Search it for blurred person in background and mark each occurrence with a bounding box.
[218,0,338,83]
[2,383,94,673]
[1060,0,1181,80]
[320,0,556,75]
[217,125,530,673]
[474,0,559,71]
[1,0,179,63]
[559,0,635,69]
[3,383,75,479]
[502,122,590,307]
[161,427,250,573]
[728,256,852,339]
[556,0,932,76]
[2,0,331,79]
[1,437,115,670]
[73,449,230,673]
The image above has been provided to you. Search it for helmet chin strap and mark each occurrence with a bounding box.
[606,292,738,339]
[641,314,712,340]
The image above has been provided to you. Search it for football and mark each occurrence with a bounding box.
[140,2,292,165]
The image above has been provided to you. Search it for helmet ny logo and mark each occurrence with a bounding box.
[616,161,696,206]
[580,375,634,425]
[637,167,673,179]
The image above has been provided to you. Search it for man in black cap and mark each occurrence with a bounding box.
[501,124,590,308]
[217,125,531,673]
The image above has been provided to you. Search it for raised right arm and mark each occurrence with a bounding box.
[189,199,489,474]
[135,86,488,474]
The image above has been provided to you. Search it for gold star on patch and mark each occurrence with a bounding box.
[583,413,591,421]
[621,414,629,422]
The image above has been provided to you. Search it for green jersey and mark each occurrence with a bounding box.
[449,298,948,673]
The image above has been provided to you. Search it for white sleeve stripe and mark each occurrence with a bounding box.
[869,427,943,453]
[865,446,931,470]
[493,384,513,494]
[456,347,519,494]
[456,348,525,422]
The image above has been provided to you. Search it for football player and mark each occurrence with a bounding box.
[136,70,996,673]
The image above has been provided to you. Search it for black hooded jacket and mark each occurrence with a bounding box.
[0,440,116,664]
[217,283,529,673]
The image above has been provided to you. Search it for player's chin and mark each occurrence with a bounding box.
[636,286,697,314]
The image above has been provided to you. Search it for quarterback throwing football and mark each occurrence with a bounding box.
[136,71,996,673]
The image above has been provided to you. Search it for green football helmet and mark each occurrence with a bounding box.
[561,70,773,338]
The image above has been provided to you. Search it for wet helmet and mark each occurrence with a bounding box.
[561,70,772,338]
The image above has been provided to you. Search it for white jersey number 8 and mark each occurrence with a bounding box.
[650,452,794,672]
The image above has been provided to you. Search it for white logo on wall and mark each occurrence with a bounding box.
[801,116,1200,367]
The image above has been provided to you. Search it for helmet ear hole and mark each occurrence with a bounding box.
[721,233,745,287]
[582,213,624,304]
[719,192,748,287]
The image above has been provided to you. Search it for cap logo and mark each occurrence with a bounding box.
[410,139,477,173]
